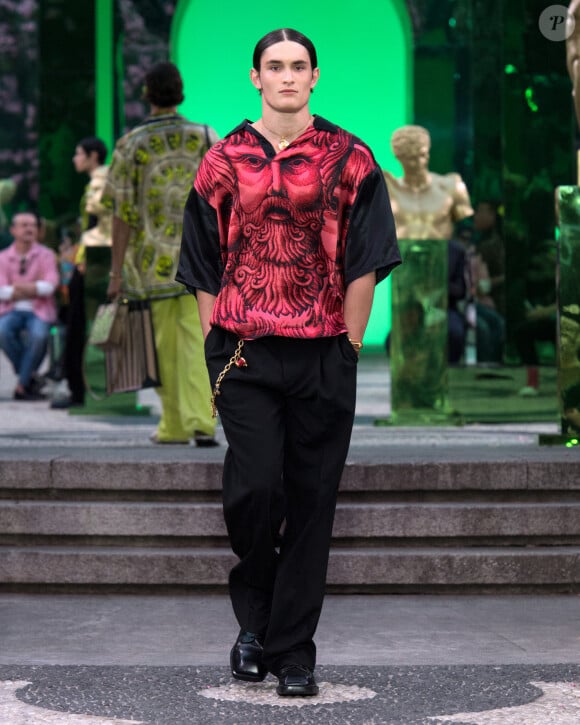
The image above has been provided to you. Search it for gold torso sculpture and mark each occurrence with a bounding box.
[383,125,473,239]
[384,170,473,240]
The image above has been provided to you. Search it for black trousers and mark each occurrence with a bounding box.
[205,329,358,675]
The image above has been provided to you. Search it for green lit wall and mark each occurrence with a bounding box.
[171,0,412,347]
[95,0,114,158]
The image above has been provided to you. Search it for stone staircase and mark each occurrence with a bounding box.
[0,456,579,592]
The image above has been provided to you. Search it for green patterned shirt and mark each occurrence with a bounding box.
[103,113,218,298]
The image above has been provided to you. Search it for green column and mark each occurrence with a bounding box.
[389,238,456,425]
[95,0,114,156]
[554,187,580,442]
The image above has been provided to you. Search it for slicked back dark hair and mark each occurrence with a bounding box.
[144,61,184,107]
[252,28,317,71]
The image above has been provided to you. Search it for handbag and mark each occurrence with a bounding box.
[87,300,128,350]
[104,299,161,394]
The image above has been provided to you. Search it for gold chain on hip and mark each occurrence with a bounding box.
[210,339,247,417]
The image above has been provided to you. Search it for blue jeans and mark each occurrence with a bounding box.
[0,310,50,387]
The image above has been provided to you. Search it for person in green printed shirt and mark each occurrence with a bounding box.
[104,61,219,446]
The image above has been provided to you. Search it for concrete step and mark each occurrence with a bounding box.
[1,456,579,591]
[0,546,578,590]
[1,500,579,540]
[1,458,579,493]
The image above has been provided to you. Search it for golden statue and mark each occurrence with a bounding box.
[383,125,473,239]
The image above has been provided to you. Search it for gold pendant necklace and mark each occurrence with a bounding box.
[262,116,313,151]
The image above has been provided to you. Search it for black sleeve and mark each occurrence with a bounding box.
[176,186,223,296]
[344,166,401,287]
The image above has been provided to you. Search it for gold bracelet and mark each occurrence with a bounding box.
[348,338,363,351]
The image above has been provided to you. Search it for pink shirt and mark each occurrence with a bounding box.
[0,242,59,323]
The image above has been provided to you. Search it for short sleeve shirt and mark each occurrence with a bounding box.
[103,114,218,299]
[178,116,400,339]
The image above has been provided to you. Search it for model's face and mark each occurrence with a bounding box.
[250,40,319,113]
[72,146,91,173]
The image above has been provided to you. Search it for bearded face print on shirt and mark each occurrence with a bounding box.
[194,125,375,338]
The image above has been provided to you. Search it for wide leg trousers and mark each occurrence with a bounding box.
[151,295,215,441]
[204,328,358,675]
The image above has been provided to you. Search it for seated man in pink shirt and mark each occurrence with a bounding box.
[0,212,59,400]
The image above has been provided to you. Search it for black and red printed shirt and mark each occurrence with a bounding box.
[177,115,400,340]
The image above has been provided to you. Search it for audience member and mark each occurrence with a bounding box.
[512,240,557,395]
[513,301,556,394]
[0,212,59,400]
[473,200,506,311]
[470,199,506,364]
[51,137,112,409]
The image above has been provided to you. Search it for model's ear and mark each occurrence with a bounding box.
[250,68,261,91]
[310,67,320,91]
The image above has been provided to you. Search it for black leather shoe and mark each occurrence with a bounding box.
[276,664,319,696]
[230,631,267,682]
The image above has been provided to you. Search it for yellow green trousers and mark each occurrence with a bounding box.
[150,294,215,442]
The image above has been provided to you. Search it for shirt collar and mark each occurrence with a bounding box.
[6,242,39,260]
[227,115,338,138]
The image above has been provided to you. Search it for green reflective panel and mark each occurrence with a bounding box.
[95,0,114,158]
[389,239,454,424]
[556,186,580,437]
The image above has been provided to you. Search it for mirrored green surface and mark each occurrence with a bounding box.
[389,239,454,424]
[556,186,580,436]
